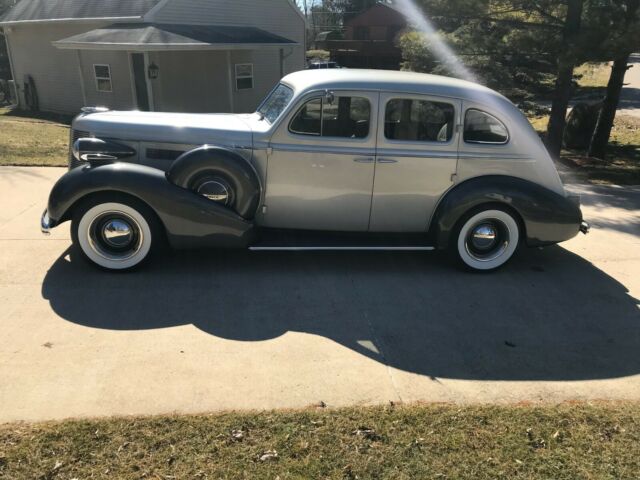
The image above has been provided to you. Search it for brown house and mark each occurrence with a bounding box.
[316,2,406,70]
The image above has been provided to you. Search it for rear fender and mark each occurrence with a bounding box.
[431,175,583,249]
[47,162,255,249]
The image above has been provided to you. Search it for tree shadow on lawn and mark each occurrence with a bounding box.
[42,245,640,382]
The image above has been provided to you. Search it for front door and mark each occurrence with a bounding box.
[131,53,151,111]
[369,93,461,232]
[263,91,379,231]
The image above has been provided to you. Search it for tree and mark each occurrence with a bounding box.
[399,0,566,99]
[544,0,584,159]
[588,0,640,158]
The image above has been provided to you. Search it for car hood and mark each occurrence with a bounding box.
[73,111,254,148]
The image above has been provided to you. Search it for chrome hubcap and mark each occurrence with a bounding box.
[197,178,232,206]
[88,211,143,261]
[102,219,133,248]
[465,219,509,262]
[470,223,498,251]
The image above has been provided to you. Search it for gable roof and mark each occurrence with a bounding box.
[0,0,163,24]
[53,23,298,51]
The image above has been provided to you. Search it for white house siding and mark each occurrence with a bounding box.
[147,0,306,108]
[230,49,283,113]
[5,21,106,114]
[148,50,232,113]
[78,50,135,110]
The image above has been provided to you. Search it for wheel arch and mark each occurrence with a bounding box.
[62,190,168,242]
[167,145,261,219]
[429,175,582,249]
[46,162,256,250]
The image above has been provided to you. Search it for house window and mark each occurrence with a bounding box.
[235,63,254,90]
[93,64,112,93]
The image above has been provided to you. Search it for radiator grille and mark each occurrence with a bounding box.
[68,129,90,170]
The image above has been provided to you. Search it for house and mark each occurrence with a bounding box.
[0,0,306,115]
[316,2,406,70]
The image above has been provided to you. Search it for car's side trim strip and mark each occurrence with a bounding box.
[270,143,376,156]
[249,246,435,251]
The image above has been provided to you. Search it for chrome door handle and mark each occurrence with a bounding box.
[353,157,375,163]
[377,158,398,164]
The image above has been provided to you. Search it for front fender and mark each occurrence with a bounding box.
[47,162,255,249]
[432,175,584,249]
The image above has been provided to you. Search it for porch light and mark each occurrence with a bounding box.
[148,62,159,80]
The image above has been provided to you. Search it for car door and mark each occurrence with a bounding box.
[262,90,379,231]
[369,93,462,232]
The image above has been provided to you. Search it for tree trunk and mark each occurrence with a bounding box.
[587,0,639,159]
[587,54,632,159]
[545,0,584,159]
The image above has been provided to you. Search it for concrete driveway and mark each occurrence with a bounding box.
[1,166,639,423]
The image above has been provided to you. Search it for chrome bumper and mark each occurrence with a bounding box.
[41,210,52,235]
[580,221,590,234]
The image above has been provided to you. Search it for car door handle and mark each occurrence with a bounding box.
[353,157,375,163]
[377,158,398,164]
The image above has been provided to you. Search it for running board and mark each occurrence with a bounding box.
[249,246,435,251]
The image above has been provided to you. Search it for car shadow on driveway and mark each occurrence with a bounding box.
[42,246,640,382]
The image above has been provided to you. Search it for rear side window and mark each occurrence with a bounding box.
[385,99,455,142]
[464,109,509,144]
[289,96,371,139]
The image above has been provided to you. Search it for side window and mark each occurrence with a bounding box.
[93,64,112,93]
[289,95,371,139]
[385,99,455,142]
[464,109,509,144]
[289,98,322,135]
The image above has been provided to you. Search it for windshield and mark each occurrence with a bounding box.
[257,84,294,124]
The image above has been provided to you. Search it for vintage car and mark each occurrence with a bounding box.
[41,69,589,272]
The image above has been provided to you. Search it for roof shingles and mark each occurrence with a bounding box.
[53,23,298,49]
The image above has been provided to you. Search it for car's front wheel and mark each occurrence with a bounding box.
[71,197,161,271]
[453,207,520,271]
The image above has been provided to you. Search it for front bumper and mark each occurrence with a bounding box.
[580,220,590,234]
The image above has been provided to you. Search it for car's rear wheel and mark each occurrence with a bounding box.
[453,207,520,271]
[71,197,161,271]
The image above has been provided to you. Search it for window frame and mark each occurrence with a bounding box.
[463,108,510,145]
[288,96,323,136]
[287,94,372,140]
[235,63,254,91]
[93,64,112,93]
[382,97,457,146]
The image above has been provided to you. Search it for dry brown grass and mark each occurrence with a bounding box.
[1,403,639,479]
[0,107,69,167]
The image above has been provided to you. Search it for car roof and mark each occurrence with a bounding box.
[281,69,508,104]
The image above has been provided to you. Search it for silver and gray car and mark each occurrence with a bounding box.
[41,69,589,271]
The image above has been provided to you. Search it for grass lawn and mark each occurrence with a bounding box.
[0,403,638,479]
[575,62,611,89]
[528,113,640,185]
[0,107,69,167]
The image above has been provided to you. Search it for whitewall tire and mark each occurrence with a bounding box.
[72,200,157,271]
[454,208,520,271]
